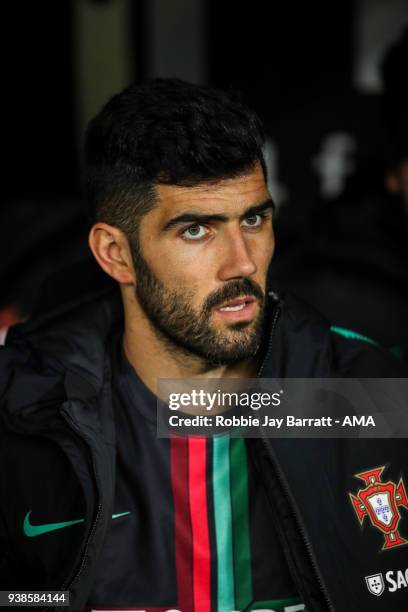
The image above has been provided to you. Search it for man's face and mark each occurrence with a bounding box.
[132,163,275,366]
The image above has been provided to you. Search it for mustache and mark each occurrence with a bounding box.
[203,278,264,313]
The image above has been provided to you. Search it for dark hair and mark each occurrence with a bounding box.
[84,78,266,242]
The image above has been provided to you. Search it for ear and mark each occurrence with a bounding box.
[88,223,135,285]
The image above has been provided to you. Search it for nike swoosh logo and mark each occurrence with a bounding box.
[23,510,131,537]
[111,511,131,520]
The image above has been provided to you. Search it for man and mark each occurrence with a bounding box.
[1,79,407,612]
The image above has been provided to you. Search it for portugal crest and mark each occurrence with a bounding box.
[365,573,385,596]
[349,466,408,550]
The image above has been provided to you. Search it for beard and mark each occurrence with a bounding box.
[132,248,266,366]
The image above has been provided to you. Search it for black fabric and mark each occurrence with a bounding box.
[246,440,301,603]
[87,334,176,607]
[1,290,408,611]
[258,437,408,611]
[87,333,300,608]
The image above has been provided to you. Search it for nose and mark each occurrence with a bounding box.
[216,226,257,281]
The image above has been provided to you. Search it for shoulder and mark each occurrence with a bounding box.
[0,287,123,417]
[328,323,407,377]
[270,292,408,377]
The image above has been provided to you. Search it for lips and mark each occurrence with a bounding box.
[216,296,256,312]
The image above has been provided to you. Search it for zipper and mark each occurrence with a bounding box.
[259,432,335,611]
[256,300,281,378]
[256,299,335,612]
[42,409,103,612]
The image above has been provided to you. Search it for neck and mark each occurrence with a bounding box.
[121,290,260,397]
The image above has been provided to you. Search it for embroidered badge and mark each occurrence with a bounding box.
[365,573,385,596]
[349,466,408,550]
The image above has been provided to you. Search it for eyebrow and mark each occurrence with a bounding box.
[162,198,275,232]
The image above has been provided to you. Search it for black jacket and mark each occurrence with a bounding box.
[1,288,407,612]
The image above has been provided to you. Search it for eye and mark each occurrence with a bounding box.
[181,224,209,240]
[241,213,263,228]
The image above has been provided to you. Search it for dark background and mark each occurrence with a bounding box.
[2,0,408,351]
[0,1,370,201]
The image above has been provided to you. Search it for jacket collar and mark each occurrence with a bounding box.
[1,285,333,425]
